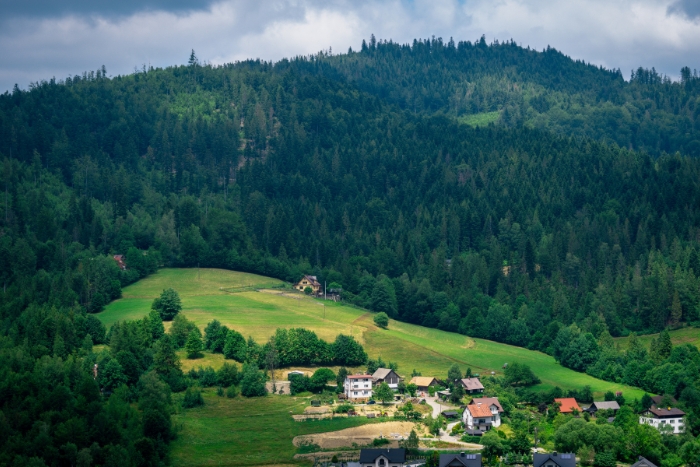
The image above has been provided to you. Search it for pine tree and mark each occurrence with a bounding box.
[185,329,203,359]
[670,290,682,328]
[657,329,673,360]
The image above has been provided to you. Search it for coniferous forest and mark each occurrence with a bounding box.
[2,37,700,465]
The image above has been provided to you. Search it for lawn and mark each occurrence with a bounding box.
[458,111,501,127]
[170,390,379,467]
[98,268,647,399]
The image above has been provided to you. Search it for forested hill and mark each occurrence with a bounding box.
[2,38,700,463]
[312,36,700,157]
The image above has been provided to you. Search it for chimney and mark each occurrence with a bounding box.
[553,452,558,456]
[460,452,466,457]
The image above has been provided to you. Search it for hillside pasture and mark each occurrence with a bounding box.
[98,268,647,399]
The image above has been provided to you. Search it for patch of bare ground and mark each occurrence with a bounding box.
[293,421,422,450]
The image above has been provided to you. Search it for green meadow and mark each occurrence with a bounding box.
[96,268,651,466]
[171,390,381,467]
[98,268,647,399]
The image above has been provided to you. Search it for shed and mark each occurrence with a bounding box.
[442,410,459,419]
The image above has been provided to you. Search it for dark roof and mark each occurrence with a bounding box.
[442,410,459,417]
[359,448,407,463]
[644,407,685,418]
[631,456,658,467]
[440,453,482,467]
[533,453,576,467]
[372,368,397,381]
[651,395,678,406]
[591,401,620,411]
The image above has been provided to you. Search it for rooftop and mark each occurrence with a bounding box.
[554,398,582,413]
[347,374,373,379]
[469,397,503,413]
[645,407,685,418]
[460,377,484,391]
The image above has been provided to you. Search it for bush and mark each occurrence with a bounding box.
[240,363,266,397]
[182,387,204,408]
[334,404,354,413]
[226,385,238,398]
[216,386,224,397]
[372,437,390,446]
[373,312,389,329]
[217,362,240,387]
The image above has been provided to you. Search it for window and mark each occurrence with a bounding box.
[561,455,572,459]
[379,459,386,466]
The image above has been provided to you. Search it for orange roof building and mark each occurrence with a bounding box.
[555,398,582,413]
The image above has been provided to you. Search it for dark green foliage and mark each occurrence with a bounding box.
[332,334,368,366]
[216,362,240,387]
[188,366,218,387]
[373,312,389,329]
[169,314,197,348]
[447,363,462,382]
[503,362,541,387]
[289,373,310,395]
[223,329,247,362]
[226,385,238,398]
[375,382,394,404]
[185,329,203,359]
[240,363,266,397]
[204,320,228,353]
[310,368,335,392]
[152,288,182,321]
[182,387,205,408]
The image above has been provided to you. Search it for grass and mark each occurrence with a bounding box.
[171,390,380,466]
[614,326,700,351]
[98,268,650,465]
[99,268,646,399]
[458,111,501,127]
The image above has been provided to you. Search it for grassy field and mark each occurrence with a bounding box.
[99,268,647,399]
[614,326,700,351]
[97,268,652,466]
[171,390,381,467]
[458,111,501,127]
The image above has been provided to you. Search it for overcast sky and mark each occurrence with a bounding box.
[1,0,699,93]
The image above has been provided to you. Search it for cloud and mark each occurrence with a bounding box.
[1,0,699,93]
[668,0,700,20]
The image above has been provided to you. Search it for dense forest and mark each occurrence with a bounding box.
[1,37,700,465]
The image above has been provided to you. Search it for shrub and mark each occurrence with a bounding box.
[372,437,390,446]
[373,312,389,329]
[216,386,224,397]
[182,387,204,408]
[217,362,240,387]
[226,385,238,398]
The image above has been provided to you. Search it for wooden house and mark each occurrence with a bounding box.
[294,275,321,295]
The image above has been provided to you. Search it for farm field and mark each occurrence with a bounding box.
[98,268,647,399]
[614,327,700,351]
[171,390,382,467]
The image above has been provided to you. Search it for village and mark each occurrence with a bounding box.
[277,360,685,467]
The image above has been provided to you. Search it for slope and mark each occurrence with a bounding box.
[97,268,647,399]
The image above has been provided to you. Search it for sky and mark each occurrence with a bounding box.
[0,0,699,93]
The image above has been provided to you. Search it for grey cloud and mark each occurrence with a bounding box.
[0,0,215,19]
[0,0,699,93]
[668,0,700,19]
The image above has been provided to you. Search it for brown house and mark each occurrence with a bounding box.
[458,377,484,394]
[409,376,440,391]
[372,368,401,390]
[113,255,127,270]
[294,275,321,295]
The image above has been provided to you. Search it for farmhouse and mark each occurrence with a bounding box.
[457,377,484,394]
[359,448,407,467]
[294,275,321,295]
[533,452,576,467]
[554,398,582,414]
[640,406,685,434]
[586,400,620,415]
[344,374,373,401]
[372,368,401,390]
[439,452,482,467]
[464,398,502,431]
[409,376,440,391]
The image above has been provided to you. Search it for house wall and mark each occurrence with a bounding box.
[345,377,373,400]
[639,416,685,434]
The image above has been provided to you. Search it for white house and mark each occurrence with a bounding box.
[463,399,502,431]
[344,374,373,401]
[640,407,685,434]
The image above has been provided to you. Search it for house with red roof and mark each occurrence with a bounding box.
[555,398,582,414]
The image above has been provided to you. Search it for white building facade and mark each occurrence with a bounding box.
[640,407,685,434]
[344,374,373,400]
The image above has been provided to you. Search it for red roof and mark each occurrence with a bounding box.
[347,375,372,379]
[467,403,493,418]
[555,398,582,413]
